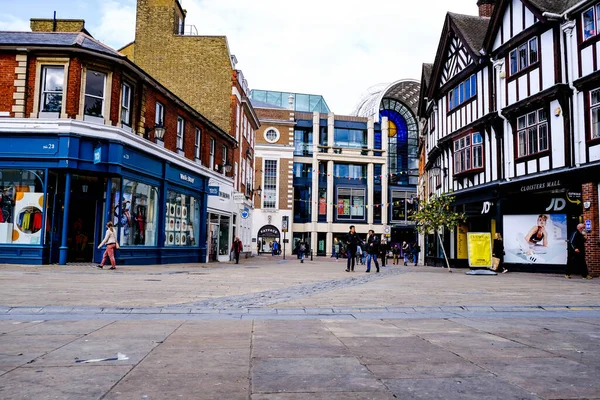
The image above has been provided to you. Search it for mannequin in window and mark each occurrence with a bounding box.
[120,201,131,242]
[134,204,146,244]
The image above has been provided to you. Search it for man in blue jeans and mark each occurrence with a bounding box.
[365,230,380,273]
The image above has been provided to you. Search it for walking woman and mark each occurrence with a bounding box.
[402,241,410,266]
[492,233,507,273]
[96,222,119,270]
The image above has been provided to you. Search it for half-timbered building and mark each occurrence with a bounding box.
[422,0,600,275]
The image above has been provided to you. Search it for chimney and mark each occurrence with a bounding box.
[476,0,496,18]
[30,18,89,34]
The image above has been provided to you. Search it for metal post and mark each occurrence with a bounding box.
[58,172,71,265]
[283,232,286,260]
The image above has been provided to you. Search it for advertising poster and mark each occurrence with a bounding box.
[467,232,491,267]
[337,199,345,216]
[503,214,567,264]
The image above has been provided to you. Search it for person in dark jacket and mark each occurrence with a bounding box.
[566,223,592,279]
[379,239,388,267]
[366,230,380,273]
[345,225,360,272]
[492,233,507,273]
[231,237,242,264]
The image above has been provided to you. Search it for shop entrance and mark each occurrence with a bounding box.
[208,223,219,262]
[68,176,103,262]
[257,224,281,254]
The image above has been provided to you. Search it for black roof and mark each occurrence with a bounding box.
[0,31,122,57]
[449,13,490,53]
[526,0,580,14]
[422,63,433,88]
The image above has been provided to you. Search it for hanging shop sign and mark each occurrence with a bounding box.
[467,232,492,267]
[208,186,219,196]
[233,193,246,204]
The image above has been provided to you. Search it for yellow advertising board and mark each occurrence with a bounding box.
[457,224,468,259]
[467,232,492,267]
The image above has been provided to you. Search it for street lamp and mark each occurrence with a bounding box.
[254,186,262,196]
[223,161,233,174]
[145,123,166,142]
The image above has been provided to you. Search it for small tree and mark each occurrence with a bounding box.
[409,193,465,271]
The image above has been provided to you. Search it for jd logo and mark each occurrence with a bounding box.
[481,201,493,214]
[545,198,566,212]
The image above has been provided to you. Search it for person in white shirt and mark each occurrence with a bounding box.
[96,222,119,269]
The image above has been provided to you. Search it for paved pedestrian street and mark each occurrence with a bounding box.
[0,256,599,399]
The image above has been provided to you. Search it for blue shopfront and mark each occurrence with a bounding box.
[0,133,208,265]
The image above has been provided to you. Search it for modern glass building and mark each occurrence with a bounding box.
[250,90,330,113]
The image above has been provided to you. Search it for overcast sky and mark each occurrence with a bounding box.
[1,0,479,114]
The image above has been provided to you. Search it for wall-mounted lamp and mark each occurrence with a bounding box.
[429,165,447,177]
[253,186,262,196]
[145,123,166,141]
[81,184,88,193]
[223,161,233,173]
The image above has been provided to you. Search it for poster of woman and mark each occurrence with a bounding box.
[503,214,567,264]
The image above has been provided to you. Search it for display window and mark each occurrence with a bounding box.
[119,179,159,246]
[165,190,200,247]
[0,169,45,245]
[336,187,365,220]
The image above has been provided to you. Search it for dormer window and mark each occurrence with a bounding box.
[509,38,538,76]
[448,74,476,111]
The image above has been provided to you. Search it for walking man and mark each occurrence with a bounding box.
[566,223,592,279]
[232,237,242,264]
[366,230,380,273]
[380,239,388,267]
[298,239,307,263]
[345,225,360,272]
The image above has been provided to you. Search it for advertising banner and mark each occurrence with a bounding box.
[503,214,567,264]
[467,232,492,267]
[457,224,468,259]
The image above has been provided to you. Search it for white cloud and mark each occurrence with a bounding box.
[90,0,136,49]
[0,15,30,31]
[178,0,478,114]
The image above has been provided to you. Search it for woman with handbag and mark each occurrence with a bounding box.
[492,233,507,273]
[96,221,119,270]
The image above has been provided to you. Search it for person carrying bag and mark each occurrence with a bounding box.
[96,222,119,270]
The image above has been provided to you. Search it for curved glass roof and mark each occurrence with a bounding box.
[250,89,330,113]
[352,79,420,120]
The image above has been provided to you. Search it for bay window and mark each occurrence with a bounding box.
[40,66,64,113]
[517,109,548,157]
[84,69,106,118]
[453,132,483,174]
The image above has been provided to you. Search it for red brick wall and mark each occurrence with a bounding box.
[110,70,122,125]
[66,58,82,118]
[0,54,17,115]
[478,3,494,18]
[583,182,599,276]
[25,56,36,116]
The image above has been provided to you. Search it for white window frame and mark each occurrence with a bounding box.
[590,88,600,140]
[33,58,69,118]
[83,68,109,123]
[121,82,132,127]
[221,145,228,174]
[177,117,185,150]
[262,159,278,209]
[155,102,164,126]
[209,138,215,169]
[39,65,65,115]
[264,127,280,143]
[516,109,548,158]
[195,128,202,160]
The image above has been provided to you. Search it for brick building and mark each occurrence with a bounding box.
[120,0,260,260]
[0,21,235,265]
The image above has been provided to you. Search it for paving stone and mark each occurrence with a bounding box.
[7,307,43,314]
[0,320,44,334]
[252,335,349,358]
[252,357,385,393]
[5,320,111,336]
[252,392,394,399]
[479,357,600,399]
[383,376,542,399]
[0,334,81,367]
[323,320,410,338]
[0,365,131,400]
[368,358,489,379]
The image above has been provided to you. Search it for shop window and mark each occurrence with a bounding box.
[590,88,600,140]
[517,109,548,158]
[176,117,185,150]
[164,190,200,247]
[318,187,327,221]
[119,179,159,246]
[218,215,230,255]
[121,83,132,127]
[390,190,408,223]
[195,128,202,160]
[40,66,64,113]
[84,69,107,118]
[336,187,365,220]
[453,132,483,174]
[263,160,277,209]
[509,37,538,76]
[0,169,46,245]
[582,5,600,40]
[448,74,476,111]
